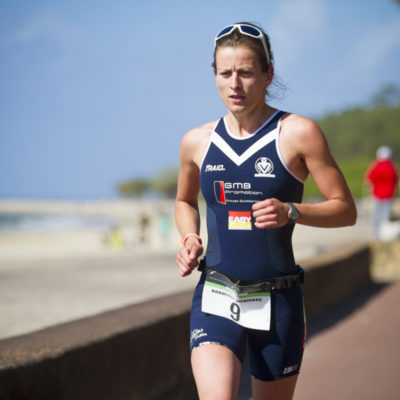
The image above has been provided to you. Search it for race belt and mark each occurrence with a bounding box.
[199,261,304,331]
[198,260,304,291]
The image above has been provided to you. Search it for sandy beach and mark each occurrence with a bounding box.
[0,198,373,340]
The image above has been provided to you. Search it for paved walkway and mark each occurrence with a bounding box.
[295,280,400,400]
[237,279,400,399]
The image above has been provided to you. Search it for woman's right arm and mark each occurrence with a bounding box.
[175,129,205,277]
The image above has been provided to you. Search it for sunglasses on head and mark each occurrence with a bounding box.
[214,24,270,66]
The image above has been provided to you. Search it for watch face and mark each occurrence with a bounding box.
[289,204,299,220]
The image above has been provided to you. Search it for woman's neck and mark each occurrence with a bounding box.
[225,104,276,137]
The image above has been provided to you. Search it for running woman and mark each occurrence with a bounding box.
[175,22,357,400]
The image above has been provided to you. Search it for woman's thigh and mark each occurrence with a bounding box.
[248,287,305,381]
[190,276,246,398]
[191,343,242,400]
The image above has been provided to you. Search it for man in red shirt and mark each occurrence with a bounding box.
[365,146,398,239]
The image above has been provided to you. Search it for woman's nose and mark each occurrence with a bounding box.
[230,72,240,89]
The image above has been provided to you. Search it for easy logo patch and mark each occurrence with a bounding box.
[228,211,252,230]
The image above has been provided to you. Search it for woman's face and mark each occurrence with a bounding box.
[214,46,273,116]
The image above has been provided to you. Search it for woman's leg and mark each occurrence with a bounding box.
[191,343,242,400]
[247,287,305,399]
[251,374,298,400]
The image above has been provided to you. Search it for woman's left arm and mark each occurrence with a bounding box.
[253,117,357,228]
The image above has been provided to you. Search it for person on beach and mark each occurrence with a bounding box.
[365,146,398,239]
[175,22,357,399]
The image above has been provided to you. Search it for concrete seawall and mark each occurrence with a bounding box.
[0,242,372,399]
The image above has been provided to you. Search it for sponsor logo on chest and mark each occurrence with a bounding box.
[228,211,252,230]
[205,164,226,172]
[214,181,263,205]
[254,157,275,178]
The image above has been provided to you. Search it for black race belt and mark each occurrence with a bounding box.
[198,259,304,291]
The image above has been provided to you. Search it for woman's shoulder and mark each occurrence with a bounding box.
[281,113,320,132]
[181,120,218,147]
[186,120,218,137]
[281,112,324,142]
[179,120,218,165]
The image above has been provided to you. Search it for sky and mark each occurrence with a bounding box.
[1,0,399,199]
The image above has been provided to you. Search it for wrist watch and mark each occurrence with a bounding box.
[287,202,300,224]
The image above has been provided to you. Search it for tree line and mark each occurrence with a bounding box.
[116,84,400,200]
[116,167,179,199]
[309,83,400,199]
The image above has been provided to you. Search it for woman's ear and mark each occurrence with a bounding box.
[265,65,274,88]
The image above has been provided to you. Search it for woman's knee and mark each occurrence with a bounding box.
[251,374,299,400]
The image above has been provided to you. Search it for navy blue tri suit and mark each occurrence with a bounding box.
[190,110,306,381]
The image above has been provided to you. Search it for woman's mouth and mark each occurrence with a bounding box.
[230,95,245,104]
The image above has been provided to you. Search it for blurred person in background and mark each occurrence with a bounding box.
[175,22,356,399]
[365,146,398,240]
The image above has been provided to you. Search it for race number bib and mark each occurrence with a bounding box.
[201,269,271,331]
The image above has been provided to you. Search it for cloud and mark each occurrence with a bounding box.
[276,0,326,31]
[268,0,327,65]
[349,16,400,77]
[2,10,79,48]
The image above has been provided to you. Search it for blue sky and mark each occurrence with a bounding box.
[1,0,399,199]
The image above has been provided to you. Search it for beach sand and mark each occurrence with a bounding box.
[0,199,372,340]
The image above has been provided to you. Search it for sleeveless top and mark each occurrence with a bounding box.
[199,110,304,280]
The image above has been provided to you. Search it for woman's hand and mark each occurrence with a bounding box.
[176,237,203,277]
[252,198,290,229]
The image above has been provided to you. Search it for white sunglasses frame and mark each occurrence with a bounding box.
[214,24,270,66]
